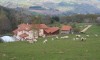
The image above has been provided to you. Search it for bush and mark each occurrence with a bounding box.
[73,28,80,33]
[0,38,3,43]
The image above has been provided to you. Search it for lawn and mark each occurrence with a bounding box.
[0,24,100,60]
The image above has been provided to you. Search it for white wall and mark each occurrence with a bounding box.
[61,30,70,34]
[39,29,44,36]
[15,30,37,40]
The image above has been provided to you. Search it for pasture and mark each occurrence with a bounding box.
[0,24,100,60]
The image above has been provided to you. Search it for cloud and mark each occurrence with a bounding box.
[1,0,100,8]
[0,0,100,3]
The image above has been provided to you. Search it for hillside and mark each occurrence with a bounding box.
[0,6,32,35]
[0,6,16,34]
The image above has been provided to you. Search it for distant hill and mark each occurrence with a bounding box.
[0,6,33,34]
[0,6,16,34]
[27,2,100,15]
[1,1,100,15]
[58,2,100,14]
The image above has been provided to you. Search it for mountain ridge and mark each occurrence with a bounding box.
[1,0,100,15]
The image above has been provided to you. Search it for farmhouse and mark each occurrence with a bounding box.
[61,25,72,34]
[13,23,72,41]
[13,23,38,41]
[44,27,59,35]
[33,24,48,37]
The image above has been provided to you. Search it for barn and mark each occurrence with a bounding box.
[61,25,72,34]
[44,27,59,35]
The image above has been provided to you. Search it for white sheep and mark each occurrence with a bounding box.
[86,35,89,37]
[56,36,59,39]
[28,40,34,43]
[64,36,69,38]
[34,39,37,42]
[75,38,79,40]
[81,37,86,41]
[61,36,64,38]
[95,34,98,37]
[76,35,81,37]
[81,37,84,41]
[43,39,48,44]
[52,38,54,40]
[61,36,69,39]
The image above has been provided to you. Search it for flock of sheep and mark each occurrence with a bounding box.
[28,34,99,44]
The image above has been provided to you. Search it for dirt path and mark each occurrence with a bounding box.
[80,25,92,33]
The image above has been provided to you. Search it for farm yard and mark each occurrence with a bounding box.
[0,24,100,60]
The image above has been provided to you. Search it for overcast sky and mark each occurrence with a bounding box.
[0,0,100,3]
[0,0,100,8]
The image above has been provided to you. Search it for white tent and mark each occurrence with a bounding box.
[1,36,16,42]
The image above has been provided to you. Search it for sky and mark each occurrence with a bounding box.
[0,0,100,8]
[0,0,100,3]
[0,0,100,12]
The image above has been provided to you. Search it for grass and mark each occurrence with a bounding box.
[86,25,100,35]
[0,24,100,60]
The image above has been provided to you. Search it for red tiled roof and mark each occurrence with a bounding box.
[19,33,29,38]
[13,23,32,34]
[61,25,72,31]
[18,23,32,31]
[44,27,59,33]
[13,23,48,34]
[33,24,48,29]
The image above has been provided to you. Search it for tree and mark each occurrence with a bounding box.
[32,15,42,24]
[42,15,51,24]
[71,23,80,33]
[51,16,59,24]
[0,9,12,34]
[96,17,100,25]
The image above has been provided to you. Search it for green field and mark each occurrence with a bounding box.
[0,24,100,60]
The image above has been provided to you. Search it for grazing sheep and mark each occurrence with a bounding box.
[81,37,84,41]
[52,38,54,40]
[76,35,81,37]
[61,36,64,39]
[2,54,6,57]
[95,34,98,37]
[75,38,79,40]
[64,36,69,38]
[61,36,69,39]
[56,36,59,39]
[86,35,89,37]
[10,56,16,60]
[28,40,34,43]
[34,39,37,42]
[43,39,47,44]
[81,37,86,41]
